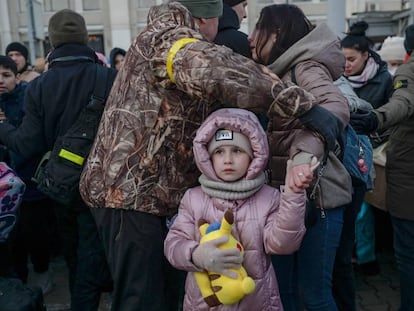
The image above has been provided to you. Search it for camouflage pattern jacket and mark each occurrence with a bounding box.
[80,2,314,216]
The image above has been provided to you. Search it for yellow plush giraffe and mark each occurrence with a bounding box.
[194,210,256,306]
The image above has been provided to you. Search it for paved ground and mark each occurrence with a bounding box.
[34,249,400,311]
[355,251,400,311]
[27,257,111,311]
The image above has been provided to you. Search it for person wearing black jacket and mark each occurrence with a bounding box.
[0,55,56,295]
[214,0,251,58]
[0,10,116,311]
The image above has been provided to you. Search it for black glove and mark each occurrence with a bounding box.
[350,110,378,135]
[299,105,343,151]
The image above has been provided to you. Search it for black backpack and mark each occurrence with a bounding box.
[33,65,110,205]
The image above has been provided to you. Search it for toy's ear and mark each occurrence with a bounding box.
[224,210,234,225]
[198,219,208,227]
[198,219,209,236]
[221,210,234,234]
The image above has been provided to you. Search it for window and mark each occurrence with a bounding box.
[43,0,70,12]
[83,0,101,10]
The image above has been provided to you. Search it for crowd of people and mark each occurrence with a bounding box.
[0,0,413,310]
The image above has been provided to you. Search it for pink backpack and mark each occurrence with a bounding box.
[0,162,25,242]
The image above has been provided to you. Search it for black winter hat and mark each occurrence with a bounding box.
[224,0,245,7]
[404,24,414,55]
[5,42,29,61]
[48,9,88,48]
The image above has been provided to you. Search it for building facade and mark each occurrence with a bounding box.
[0,0,411,65]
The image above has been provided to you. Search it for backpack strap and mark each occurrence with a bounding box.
[55,65,110,166]
[87,65,109,111]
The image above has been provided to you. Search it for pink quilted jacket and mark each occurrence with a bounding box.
[164,109,307,310]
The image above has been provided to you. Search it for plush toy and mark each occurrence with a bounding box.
[194,210,255,307]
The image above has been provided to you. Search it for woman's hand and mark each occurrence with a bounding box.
[286,157,319,193]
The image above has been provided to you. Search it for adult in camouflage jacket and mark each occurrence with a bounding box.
[80,1,317,310]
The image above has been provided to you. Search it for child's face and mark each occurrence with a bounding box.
[0,66,17,95]
[211,145,251,182]
[114,54,125,71]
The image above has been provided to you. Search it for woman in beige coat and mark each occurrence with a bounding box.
[248,4,350,311]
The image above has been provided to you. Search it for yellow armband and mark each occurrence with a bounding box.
[166,38,199,83]
[59,149,85,166]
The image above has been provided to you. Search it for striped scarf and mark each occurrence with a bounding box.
[345,56,379,89]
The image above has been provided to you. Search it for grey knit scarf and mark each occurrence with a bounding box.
[198,173,266,200]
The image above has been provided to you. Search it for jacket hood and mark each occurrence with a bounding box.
[218,3,240,32]
[268,23,345,80]
[147,2,199,37]
[109,47,126,69]
[193,108,269,182]
[137,2,204,67]
[48,44,98,66]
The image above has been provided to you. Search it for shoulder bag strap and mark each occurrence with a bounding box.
[86,65,110,111]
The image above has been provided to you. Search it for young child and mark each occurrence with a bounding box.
[0,55,24,277]
[164,108,316,310]
[0,56,26,157]
[0,55,55,293]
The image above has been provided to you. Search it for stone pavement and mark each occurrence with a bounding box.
[355,251,400,311]
[36,251,400,311]
[27,256,111,311]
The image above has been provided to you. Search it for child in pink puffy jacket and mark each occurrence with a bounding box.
[164,108,318,310]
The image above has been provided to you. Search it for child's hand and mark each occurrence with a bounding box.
[286,157,319,193]
[191,235,243,279]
